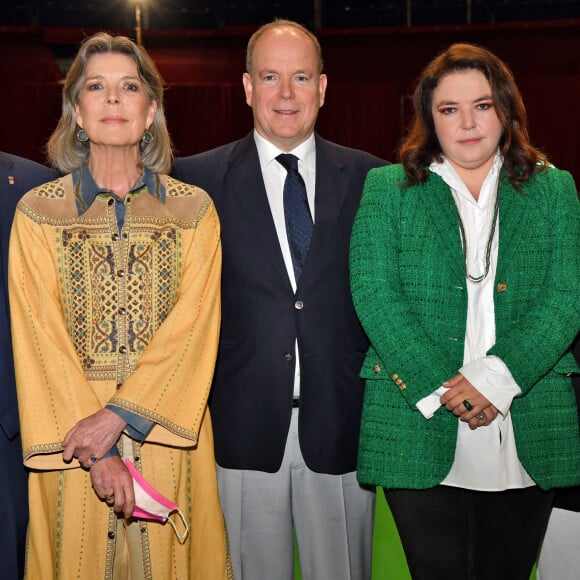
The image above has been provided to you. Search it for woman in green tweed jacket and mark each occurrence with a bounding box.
[350,43,580,580]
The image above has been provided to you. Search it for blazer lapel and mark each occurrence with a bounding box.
[295,136,349,290]
[312,135,348,229]
[425,175,466,280]
[0,152,14,172]
[226,134,293,290]
[496,175,532,278]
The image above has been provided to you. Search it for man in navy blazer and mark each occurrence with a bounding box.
[0,151,57,580]
[173,20,386,580]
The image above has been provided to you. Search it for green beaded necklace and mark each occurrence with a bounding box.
[456,183,501,284]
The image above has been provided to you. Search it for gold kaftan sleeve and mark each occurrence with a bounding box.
[9,203,103,470]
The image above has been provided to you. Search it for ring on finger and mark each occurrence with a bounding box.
[476,412,486,421]
[463,399,473,411]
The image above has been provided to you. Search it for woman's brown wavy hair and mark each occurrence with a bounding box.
[399,43,546,190]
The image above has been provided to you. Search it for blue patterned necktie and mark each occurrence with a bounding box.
[276,153,313,282]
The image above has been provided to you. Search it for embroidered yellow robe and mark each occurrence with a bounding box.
[9,174,232,579]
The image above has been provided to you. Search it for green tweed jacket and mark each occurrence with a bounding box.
[350,163,580,490]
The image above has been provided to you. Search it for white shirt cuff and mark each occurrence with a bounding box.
[459,355,521,416]
[416,386,449,419]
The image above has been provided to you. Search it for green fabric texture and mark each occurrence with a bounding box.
[350,163,580,491]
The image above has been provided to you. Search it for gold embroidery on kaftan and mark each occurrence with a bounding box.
[57,222,182,382]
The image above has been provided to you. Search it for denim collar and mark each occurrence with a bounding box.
[72,163,166,215]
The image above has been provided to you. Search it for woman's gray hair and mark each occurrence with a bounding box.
[47,32,172,174]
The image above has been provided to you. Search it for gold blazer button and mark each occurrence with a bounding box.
[373,364,381,374]
[497,282,507,292]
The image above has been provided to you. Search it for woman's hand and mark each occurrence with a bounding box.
[62,408,127,467]
[90,455,135,518]
[440,373,499,429]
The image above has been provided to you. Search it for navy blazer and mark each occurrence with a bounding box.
[0,152,57,439]
[0,152,57,580]
[173,133,385,474]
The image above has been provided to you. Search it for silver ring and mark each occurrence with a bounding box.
[476,412,485,421]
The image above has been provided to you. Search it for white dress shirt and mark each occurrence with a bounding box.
[416,153,534,491]
[254,130,317,397]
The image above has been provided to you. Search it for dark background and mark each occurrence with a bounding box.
[2,1,579,30]
[1,1,579,183]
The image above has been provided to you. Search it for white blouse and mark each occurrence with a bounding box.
[416,153,535,491]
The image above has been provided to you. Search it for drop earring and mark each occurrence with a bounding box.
[142,130,153,145]
[77,128,89,142]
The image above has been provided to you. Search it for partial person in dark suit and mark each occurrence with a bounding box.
[537,335,580,580]
[0,151,57,580]
[173,19,386,580]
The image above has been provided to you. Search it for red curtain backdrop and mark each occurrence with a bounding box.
[1,21,579,184]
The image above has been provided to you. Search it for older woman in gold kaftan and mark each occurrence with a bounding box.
[8,33,231,579]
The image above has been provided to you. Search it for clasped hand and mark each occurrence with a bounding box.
[61,408,135,517]
[439,373,498,429]
[62,408,126,465]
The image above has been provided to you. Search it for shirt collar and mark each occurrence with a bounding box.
[72,163,166,215]
[254,130,316,171]
[429,151,503,208]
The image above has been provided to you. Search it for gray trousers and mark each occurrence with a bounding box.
[217,409,376,580]
[537,507,580,580]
